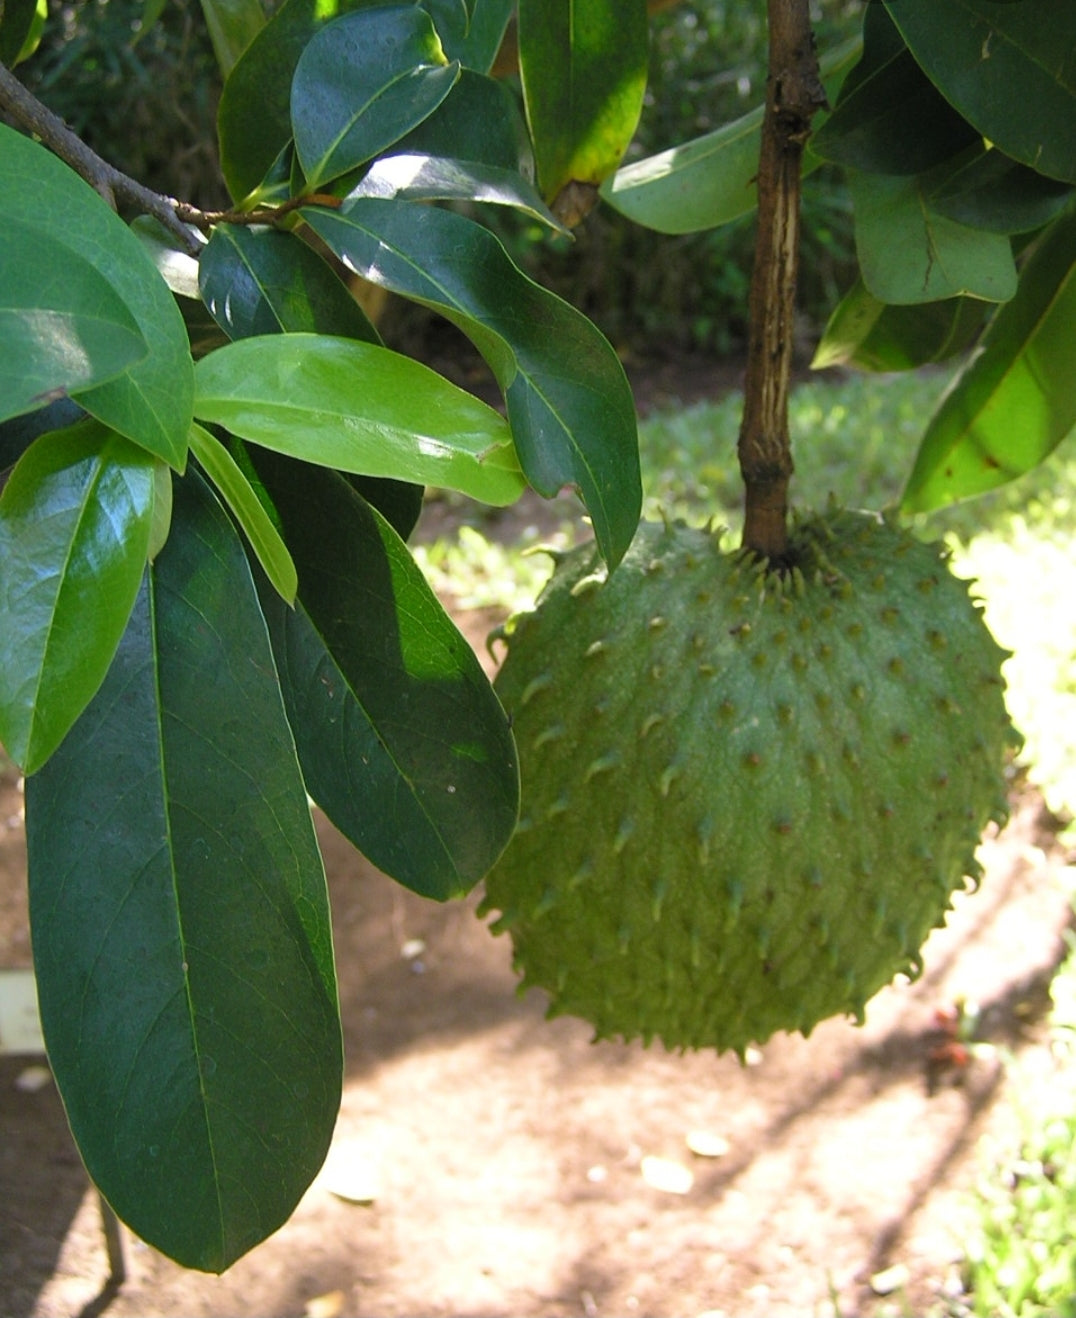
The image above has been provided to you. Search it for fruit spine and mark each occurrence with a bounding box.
[480,510,1018,1054]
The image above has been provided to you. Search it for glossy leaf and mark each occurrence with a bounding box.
[250,448,518,899]
[198,0,265,75]
[25,470,341,1273]
[886,0,1076,185]
[199,225,381,344]
[928,147,1075,235]
[441,0,513,72]
[148,461,173,560]
[813,277,990,372]
[0,419,155,772]
[188,422,298,603]
[903,212,1076,512]
[303,198,641,566]
[217,0,321,202]
[0,215,148,424]
[350,153,566,231]
[601,40,860,236]
[0,124,192,467]
[811,4,978,176]
[518,0,648,205]
[193,332,523,505]
[391,66,533,176]
[291,6,458,189]
[850,169,1018,305]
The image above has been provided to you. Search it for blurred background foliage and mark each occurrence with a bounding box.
[14,0,866,356]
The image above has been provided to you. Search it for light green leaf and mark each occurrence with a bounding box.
[850,169,1018,305]
[291,5,459,188]
[302,197,640,566]
[0,124,192,468]
[250,448,518,899]
[601,39,861,235]
[0,419,156,772]
[148,461,173,560]
[188,421,297,602]
[903,212,1076,511]
[886,0,1076,185]
[813,276,989,372]
[193,332,523,505]
[25,469,341,1273]
[518,0,648,206]
[0,215,148,424]
[198,0,265,75]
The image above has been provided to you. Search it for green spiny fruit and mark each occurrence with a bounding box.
[479,509,1019,1054]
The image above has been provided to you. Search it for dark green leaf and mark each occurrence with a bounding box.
[250,449,518,898]
[928,147,1075,235]
[392,67,533,176]
[442,0,513,72]
[198,0,265,75]
[0,397,85,474]
[813,276,990,372]
[343,473,424,540]
[0,419,155,773]
[0,0,39,66]
[193,332,523,505]
[886,0,1076,185]
[0,125,192,468]
[600,39,861,235]
[217,0,322,202]
[303,197,641,566]
[420,0,467,51]
[518,0,648,205]
[0,215,148,424]
[849,168,1018,304]
[811,4,978,176]
[903,212,1076,511]
[188,421,298,602]
[25,470,341,1272]
[291,6,459,189]
[199,225,381,344]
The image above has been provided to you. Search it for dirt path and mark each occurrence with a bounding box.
[2,684,1074,1318]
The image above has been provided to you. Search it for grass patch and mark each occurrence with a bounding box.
[944,934,1076,1318]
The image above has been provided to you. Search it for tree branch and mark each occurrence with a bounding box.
[737,0,827,562]
[0,60,213,254]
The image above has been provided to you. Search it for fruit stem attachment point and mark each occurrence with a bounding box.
[737,0,827,563]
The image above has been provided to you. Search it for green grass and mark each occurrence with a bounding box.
[943,937,1076,1318]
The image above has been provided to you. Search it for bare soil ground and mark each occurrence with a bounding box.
[2,354,1075,1318]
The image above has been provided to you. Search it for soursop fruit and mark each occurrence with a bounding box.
[479,510,1019,1053]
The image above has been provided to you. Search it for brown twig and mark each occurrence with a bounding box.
[737,0,827,562]
[0,62,342,254]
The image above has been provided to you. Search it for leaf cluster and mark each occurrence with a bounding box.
[0,0,646,1270]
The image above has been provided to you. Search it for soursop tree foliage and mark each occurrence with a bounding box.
[0,0,1073,1273]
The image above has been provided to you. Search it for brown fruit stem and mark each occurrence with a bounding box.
[737,0,827,562]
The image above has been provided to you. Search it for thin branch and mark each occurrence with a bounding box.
[0,62,342,255]
[0,60,207,254]
[736,0,827,562]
